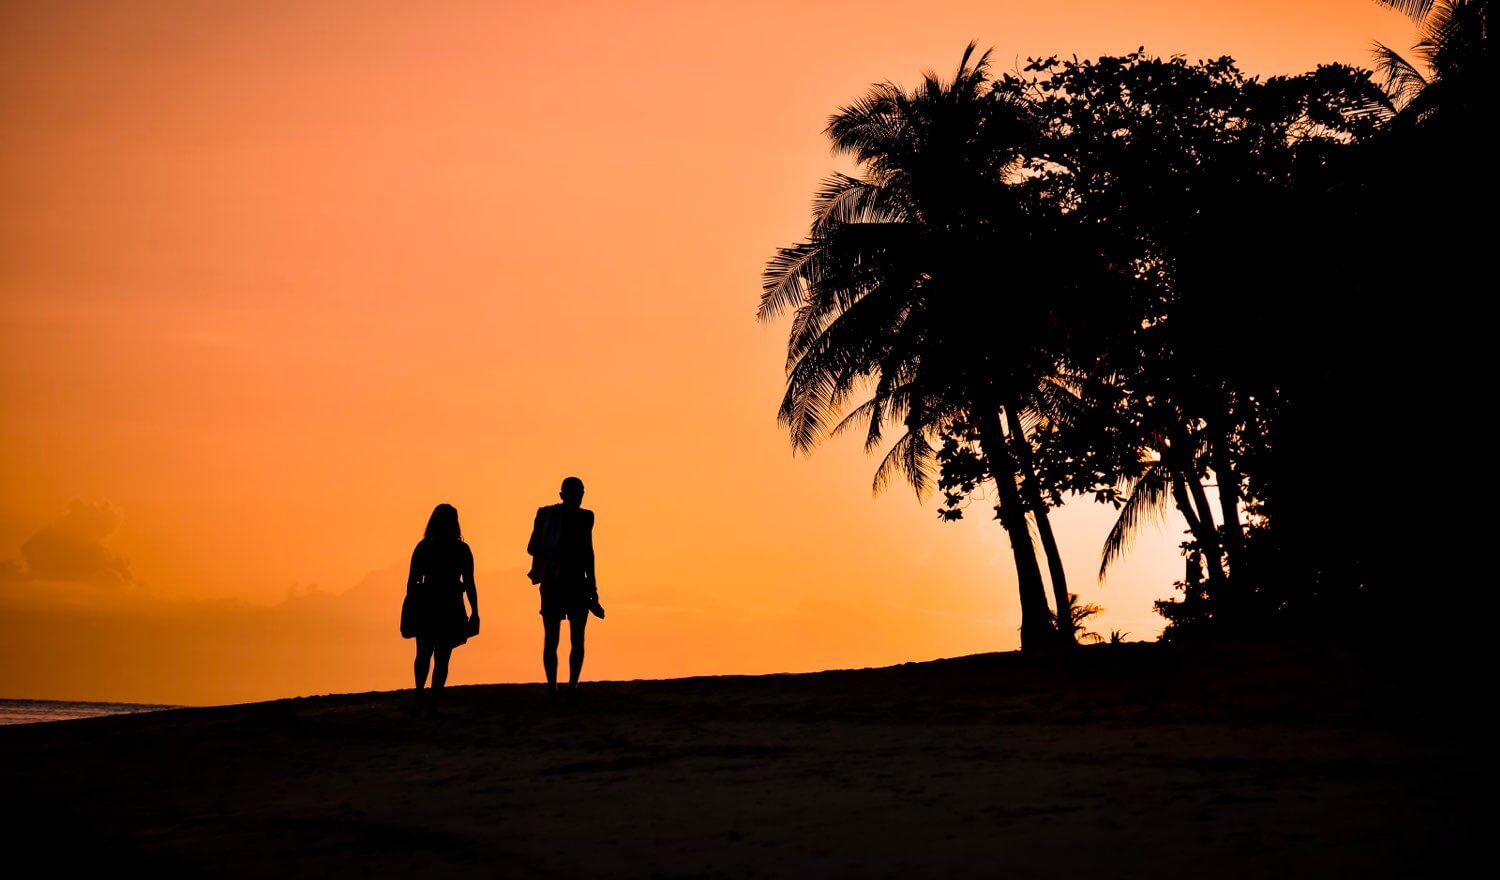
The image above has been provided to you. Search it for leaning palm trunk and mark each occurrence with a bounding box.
[1206,416,1247,588]
[1005,405,1075,645]
[1167,468,1202,535]
[1169,474,1228,592]
[1166,424,1229,592]
[976,405,1057,649]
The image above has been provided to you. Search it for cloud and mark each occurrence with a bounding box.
[2,500,136,588]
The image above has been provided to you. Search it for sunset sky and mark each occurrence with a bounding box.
[1,1,1415,705]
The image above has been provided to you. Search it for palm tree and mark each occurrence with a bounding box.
[759,44,1066,648]
[1006,394,1077,645]
[1371,0,1491,128]
[1097,429,1229,595]
[1062,593,1106,644]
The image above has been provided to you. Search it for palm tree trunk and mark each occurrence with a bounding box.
[1206,415,1247,586]
[1005,405,1074,645]
[1166,425,1229,592]
[975,406,1056,650]
[1169,473,1203,535]
[1169,474,1227,593]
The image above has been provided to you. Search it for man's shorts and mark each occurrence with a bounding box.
[539,576,592,623]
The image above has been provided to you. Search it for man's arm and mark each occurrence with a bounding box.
[584,509,598,594]
[526,508,545,558]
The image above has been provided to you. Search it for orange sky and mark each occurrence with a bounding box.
[0,1,1416,705]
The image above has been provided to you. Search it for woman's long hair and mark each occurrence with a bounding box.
[424,503,463,543]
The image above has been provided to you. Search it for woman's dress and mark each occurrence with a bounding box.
[404,538,471,647]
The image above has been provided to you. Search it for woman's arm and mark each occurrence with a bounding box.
[406,543,422,594]
[464,543,479,618]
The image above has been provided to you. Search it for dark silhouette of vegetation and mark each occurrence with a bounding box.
[761,4,1488,646]
[1063,593,1106,644]
[760,46,1073,648]
[1370,0,1490,129]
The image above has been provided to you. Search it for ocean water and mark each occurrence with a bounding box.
[0,699,178,725]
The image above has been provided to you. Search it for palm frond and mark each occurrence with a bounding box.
[811,175,907,229]
[1344,82,1399,122]
[1395,75,1447,125]
[824,372,917,453]
[871,428,936,497]
[780,300,910,453]
[1371,41,1430,108]
[827,84,906,161]
[788,276,910,365]
[1099,462,1170,582]
[954,42,994,95]
[1372,0,1436,22]
[828,395,886,444]
[759,243,819,321]
[1030,374,1087,428]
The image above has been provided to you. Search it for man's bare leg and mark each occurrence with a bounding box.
[567,614,588,694]
[542,617,561,699]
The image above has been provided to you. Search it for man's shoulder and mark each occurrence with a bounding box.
[537,504,592,526]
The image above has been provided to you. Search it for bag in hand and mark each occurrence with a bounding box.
[400,592,417,639]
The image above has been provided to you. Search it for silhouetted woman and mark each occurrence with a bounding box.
[402,503,478,717]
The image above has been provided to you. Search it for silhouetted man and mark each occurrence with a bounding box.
[527,476,603,701]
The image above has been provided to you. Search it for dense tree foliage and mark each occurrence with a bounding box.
[762,4,1489,645]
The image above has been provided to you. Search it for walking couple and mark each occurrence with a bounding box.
[399,476,604,716]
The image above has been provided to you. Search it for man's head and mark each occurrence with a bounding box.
[559,476,585,507]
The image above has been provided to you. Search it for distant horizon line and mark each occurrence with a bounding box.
[5,642,1166,710]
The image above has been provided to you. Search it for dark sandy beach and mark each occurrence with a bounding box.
[2,642,1486,878]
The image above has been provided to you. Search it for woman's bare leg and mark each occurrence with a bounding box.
[414,637,434,689]
[432,644,453,690]
[412,638,434,714]
[427,643,453,717]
